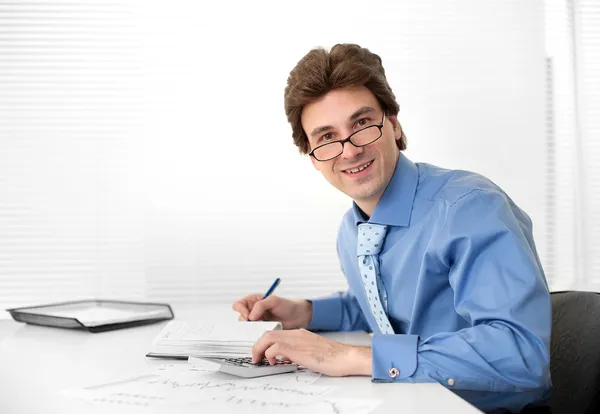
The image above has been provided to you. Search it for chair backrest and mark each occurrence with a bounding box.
[550,291,600,414]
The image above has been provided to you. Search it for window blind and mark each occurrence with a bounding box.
[0,0,147,308]
[544,0,600,291]
[575,0,600,291]
[0,0,551,312]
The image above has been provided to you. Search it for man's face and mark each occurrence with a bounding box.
[302,86,402,210]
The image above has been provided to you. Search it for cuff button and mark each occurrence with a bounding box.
[447,378,455,386]
[388,367,399,378]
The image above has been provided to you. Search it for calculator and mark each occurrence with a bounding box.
[190,356,299,378]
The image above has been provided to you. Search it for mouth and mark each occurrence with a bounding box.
[342,160,374,177]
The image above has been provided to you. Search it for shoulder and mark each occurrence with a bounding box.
[417,166,535,250]
[415,162,532,231]
[416,162,510,209]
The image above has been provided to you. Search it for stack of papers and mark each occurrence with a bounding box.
[148,320,282,358]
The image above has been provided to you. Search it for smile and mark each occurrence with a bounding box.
[343,160,373,174]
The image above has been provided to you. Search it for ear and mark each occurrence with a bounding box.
[388,115,402,141]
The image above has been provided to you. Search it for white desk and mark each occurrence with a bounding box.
[0,308,482,414]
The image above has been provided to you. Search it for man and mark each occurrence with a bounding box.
[233,44,552,413]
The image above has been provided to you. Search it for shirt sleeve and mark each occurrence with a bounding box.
[371,189,552,392]
[308,232,371,332]
[308,291,371,332]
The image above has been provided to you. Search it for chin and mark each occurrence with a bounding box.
[345,185,380,202]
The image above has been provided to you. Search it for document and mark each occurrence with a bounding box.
[250,369,323,386]
[203,395,382,414]
[151,362,215,374]
[148,320,283,358]
[48,307,165,326]
[63,373,381,414]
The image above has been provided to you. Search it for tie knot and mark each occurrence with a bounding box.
[357,223,387,256]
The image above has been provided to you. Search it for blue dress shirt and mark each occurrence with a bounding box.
[308,152,552,413]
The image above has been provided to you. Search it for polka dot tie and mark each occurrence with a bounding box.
[357,223,394,334]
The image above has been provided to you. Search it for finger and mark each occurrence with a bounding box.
[265,330,318,368]
[251,331,281,363]
[248,295,278,321]
[231,301,246,314]
[233,305,249,320]
[232,294,260,312]
[264,342,290,365]
[232,294,263,318]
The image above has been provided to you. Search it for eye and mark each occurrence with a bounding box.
[356,118,370,127]
[322,132,334,141]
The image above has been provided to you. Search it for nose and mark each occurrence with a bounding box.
[340,140,364,161]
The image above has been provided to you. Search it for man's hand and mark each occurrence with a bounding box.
[232,294,312,330]
[251,329,372,377]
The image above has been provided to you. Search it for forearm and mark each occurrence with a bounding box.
[294,299,313,329]
[347,345,372,376]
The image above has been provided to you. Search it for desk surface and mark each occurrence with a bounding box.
[0,308,482,414]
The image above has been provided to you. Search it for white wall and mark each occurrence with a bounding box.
[0,0,547,309]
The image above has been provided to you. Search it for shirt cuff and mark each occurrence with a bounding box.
[307,297,343,331]
[372,334,419,381]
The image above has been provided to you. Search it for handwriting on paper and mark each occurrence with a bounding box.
[65,373,335,403]
[284,370,322,385]
[247,369,322,386]
[142,376,333,397]
[206,395,382,414]
[90,392,165,408]
[64,373,381,414]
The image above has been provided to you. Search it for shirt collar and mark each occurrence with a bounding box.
[351,152,419,227]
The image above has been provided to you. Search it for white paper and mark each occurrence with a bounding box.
[249,369,323,386]
[42,307,165,326]
[201,395,382,414]
[63,373,380,414]
[151,362,217,374]
[150,320,283,357]
[131,374,335,400]
[65,373,335,401]
[156,320,281,343]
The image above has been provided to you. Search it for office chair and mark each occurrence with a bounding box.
[550,291,600,414]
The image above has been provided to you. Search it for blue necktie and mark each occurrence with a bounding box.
[357,223,394,334]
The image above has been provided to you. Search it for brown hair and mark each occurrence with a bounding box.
[284,43,406,154]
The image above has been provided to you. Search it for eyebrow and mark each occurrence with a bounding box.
[309,106,378,139]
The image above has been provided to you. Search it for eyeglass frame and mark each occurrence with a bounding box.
[308,112,387,162]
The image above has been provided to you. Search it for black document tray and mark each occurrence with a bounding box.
[6,299,174,333]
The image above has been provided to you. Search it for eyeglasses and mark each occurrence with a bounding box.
[308,113,386,162]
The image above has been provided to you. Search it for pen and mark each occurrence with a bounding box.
[248,278,281,321]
